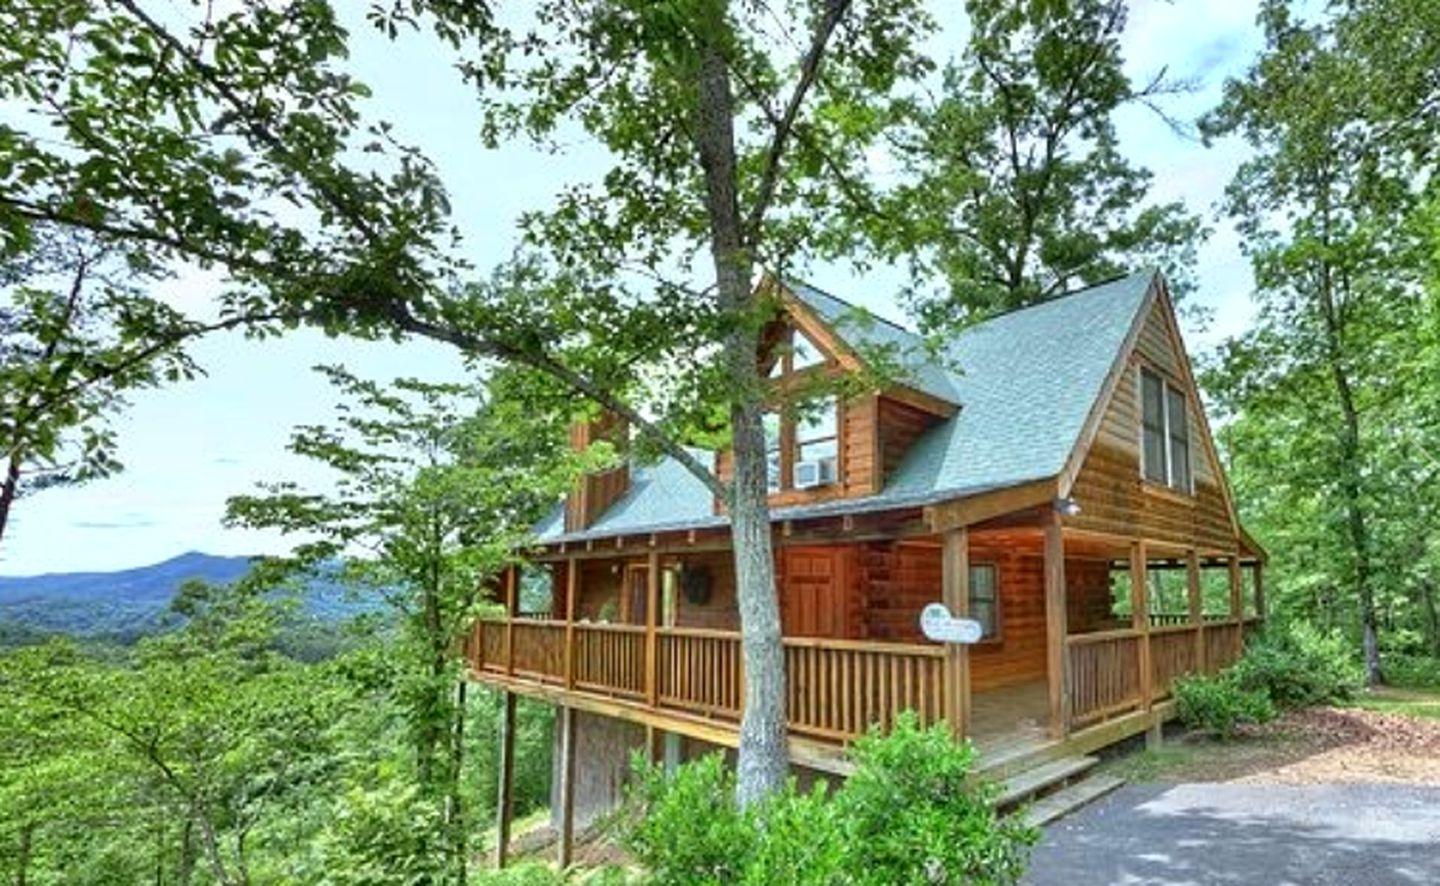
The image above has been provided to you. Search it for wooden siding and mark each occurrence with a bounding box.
[565,415,630,532]
[854,541,1052,692]
[877,396,939,485]
[1066,299,1239,552]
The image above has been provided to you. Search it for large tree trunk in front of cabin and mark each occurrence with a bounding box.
[694,12,788,804]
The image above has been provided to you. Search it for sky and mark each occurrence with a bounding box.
[0,0,1268,577]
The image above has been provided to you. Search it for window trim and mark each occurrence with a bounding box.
[1137,365,1194,495]
[967,561,1002,643]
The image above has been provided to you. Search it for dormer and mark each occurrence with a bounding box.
[715,277,959,508]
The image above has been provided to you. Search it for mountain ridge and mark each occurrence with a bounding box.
[0,552,375,640]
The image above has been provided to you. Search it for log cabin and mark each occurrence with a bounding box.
[465,269,1265,863]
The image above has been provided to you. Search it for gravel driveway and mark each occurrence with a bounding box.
[1023,783,1440,886]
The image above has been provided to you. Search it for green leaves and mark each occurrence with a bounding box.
[1202,0,1440,674]
[857,0,1203,327]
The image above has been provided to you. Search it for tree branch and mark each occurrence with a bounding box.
[741,0,851,242]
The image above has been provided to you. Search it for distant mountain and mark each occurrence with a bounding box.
[0,552,380,641]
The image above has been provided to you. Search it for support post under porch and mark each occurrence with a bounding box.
[1043,511,1068,738]
[493,690,517,869]
[556,705,578,869]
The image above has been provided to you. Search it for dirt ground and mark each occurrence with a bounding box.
[1106,688,1440,785]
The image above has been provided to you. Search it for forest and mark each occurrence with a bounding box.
[1,0,1437,883]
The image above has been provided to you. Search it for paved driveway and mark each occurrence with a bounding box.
[1024,784,1440,886]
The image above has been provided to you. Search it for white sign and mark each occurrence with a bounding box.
[920,603,984,645]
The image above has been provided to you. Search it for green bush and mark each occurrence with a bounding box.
[1383,653,1440,689]
[621,752,842,885]
[835,713,1036,885]
[1174,674,1275,740]
[1230,623,1364,708]
[621,714,1034,885]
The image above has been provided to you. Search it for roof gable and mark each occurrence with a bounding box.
[536,270,1161,543]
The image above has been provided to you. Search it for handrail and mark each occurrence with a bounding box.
[573,622,647,635]
[1065,627,1142,645]
[1149,623,1203,636]
[782,635,946,657]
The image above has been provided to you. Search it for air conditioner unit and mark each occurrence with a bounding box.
[794,457,837,489]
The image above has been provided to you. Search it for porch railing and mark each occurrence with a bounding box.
[471,618,946,743]
[1066,629,1144,725]
[470,614,1263,742]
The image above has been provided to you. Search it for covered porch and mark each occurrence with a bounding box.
[464,509,1265,754]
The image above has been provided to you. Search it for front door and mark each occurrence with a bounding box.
[781,546,853,638]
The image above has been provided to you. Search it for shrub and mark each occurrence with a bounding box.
[621,752,842,885]
[621,714,1034,885]
[1230,623,1364,708]
[1174,673,1275,740]
[835,713,1036,885]
[1384,653,1440,689]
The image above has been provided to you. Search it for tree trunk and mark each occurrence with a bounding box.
[15,823,33,886]
[0,453,20,550]
[1421,573,1440,658]
[1318,268,1382,685]
[450,678,467,886]
[693,10,788,804]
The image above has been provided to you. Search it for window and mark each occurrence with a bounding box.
[764,411,782,492]
[1140,367,1192,493]
[968,564,999,640]
[1166,385,1191,492]
[761,397,840,493]
[792,331,825,370]
[793,397,838,485]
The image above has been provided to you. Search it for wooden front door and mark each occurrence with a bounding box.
[781,546,854,638]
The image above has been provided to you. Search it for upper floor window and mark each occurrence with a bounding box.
[1141,367,1192,492]
[794,399,838,488]
[763,396,840,492]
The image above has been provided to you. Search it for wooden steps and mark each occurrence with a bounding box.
[992,752,1123,829]
[1020,774,1125,827]
[995,755,1097,808]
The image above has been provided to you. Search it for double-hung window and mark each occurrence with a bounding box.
[968,564,999,640]
[1140,367,1192,493]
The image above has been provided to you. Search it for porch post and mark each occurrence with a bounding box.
[1228,555,1244,660]
[493,690,517,869]
[556,705,578,869]
[941,527,971,740]
[1254,562,1266,620]
[564,560,578,691]
[645,550,660,708]
[504,565,518,677]
[1043,512,1067,738]
[1186,550,1204,673]
[1130,541,1152,708]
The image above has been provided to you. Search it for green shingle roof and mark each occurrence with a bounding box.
[536,269,1159,543]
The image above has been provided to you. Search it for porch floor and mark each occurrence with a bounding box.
[970,679,1050,757]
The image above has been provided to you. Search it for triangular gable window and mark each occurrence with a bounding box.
[792,330,824,370]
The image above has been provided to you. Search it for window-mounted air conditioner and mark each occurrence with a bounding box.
[794,457,837,489]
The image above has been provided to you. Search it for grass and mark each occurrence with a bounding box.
[1345,686,1440,720]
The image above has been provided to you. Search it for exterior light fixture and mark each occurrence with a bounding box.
[1053,496,1082,517]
